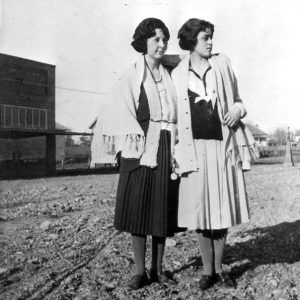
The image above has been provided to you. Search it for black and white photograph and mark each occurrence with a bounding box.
[0,0,299,299]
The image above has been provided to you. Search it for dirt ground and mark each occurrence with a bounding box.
[0,163,299,300]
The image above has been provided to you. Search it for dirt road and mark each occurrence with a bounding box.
[0,164,299,299]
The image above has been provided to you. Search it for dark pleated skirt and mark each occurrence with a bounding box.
[114,130,179,237]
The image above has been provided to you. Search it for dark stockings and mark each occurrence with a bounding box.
[132,234,146,275]
[151,236,166,274]
[197,228,228,275]
[131,234,166,275]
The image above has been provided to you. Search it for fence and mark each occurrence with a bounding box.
[258,145,286,157]
[256,144,300,164]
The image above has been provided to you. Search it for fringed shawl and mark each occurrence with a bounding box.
[209,54,259,169]
[99,55,177,168]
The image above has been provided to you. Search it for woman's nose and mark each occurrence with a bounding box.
[158,39,165,48]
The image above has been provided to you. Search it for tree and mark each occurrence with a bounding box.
[65,135,74,147]
[79,135,91,147]
[273,127,287,145]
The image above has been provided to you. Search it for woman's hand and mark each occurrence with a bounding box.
[171,158,179,180]
[223,106,242,127]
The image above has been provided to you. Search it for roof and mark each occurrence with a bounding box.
[0,127,67,139]
[89,117,97,129]
[55,122,92,136]
[55,122,70,131]
[0,53,55,67]
[245,123,269,138]
[0,126,92,139]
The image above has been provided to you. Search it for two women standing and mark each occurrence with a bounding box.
[100,17,257,291]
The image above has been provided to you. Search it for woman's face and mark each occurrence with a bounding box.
[146,28,168,60]
[193,27,213,58]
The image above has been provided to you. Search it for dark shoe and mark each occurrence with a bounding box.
[215,272,235,288]
[149,269,177,286]
[127,272,149,290]
[199,274,215,291]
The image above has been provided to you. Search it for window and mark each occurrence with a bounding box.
[20,108,26,127]
[4,106,12,127]
[0,105,47,130]
[33,109,39,128]
[40,110,46,129]
[12,107,19,127]
[26,109,33,128]
[0,105,4,127]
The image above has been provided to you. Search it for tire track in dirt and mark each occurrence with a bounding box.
[19,230,121,300]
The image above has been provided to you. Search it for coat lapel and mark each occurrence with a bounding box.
[174,54,190,99]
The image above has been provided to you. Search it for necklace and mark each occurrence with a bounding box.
[145,59,162,83]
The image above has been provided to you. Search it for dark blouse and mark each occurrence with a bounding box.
[136,84,150,135]
[188,88,223,140]
[118,84,150,173]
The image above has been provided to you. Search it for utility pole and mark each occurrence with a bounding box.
[284,126,295,166]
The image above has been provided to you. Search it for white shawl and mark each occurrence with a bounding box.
[99,55,177,167]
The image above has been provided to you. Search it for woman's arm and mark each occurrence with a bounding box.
[223,56,247,127]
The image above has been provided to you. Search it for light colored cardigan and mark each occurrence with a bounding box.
[100,55,177,167]
[172,53,259,175]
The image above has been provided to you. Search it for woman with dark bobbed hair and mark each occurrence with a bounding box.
[172,19,258,290]
[99,18,178,290]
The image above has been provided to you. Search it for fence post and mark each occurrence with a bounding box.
[284,127,295,166]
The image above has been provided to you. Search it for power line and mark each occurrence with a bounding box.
[56,86,108,95]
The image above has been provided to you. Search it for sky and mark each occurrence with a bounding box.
[0,0,300,134]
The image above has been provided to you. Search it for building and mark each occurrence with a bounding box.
[294,130,300,145]
[0,53,66,178]
[245,123,269,146]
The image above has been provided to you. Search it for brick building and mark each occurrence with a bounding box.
[0,53,65,178]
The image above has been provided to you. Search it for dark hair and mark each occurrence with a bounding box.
[178,18,214,51]
[131,18,170,54]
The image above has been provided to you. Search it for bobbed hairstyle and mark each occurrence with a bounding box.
[131,18,170,54]
[178,18,214,51]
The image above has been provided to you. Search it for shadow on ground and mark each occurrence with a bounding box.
[172,220,300,279]
[225,220,300,277]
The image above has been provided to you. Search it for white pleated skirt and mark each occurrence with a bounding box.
[178,139,250,230]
